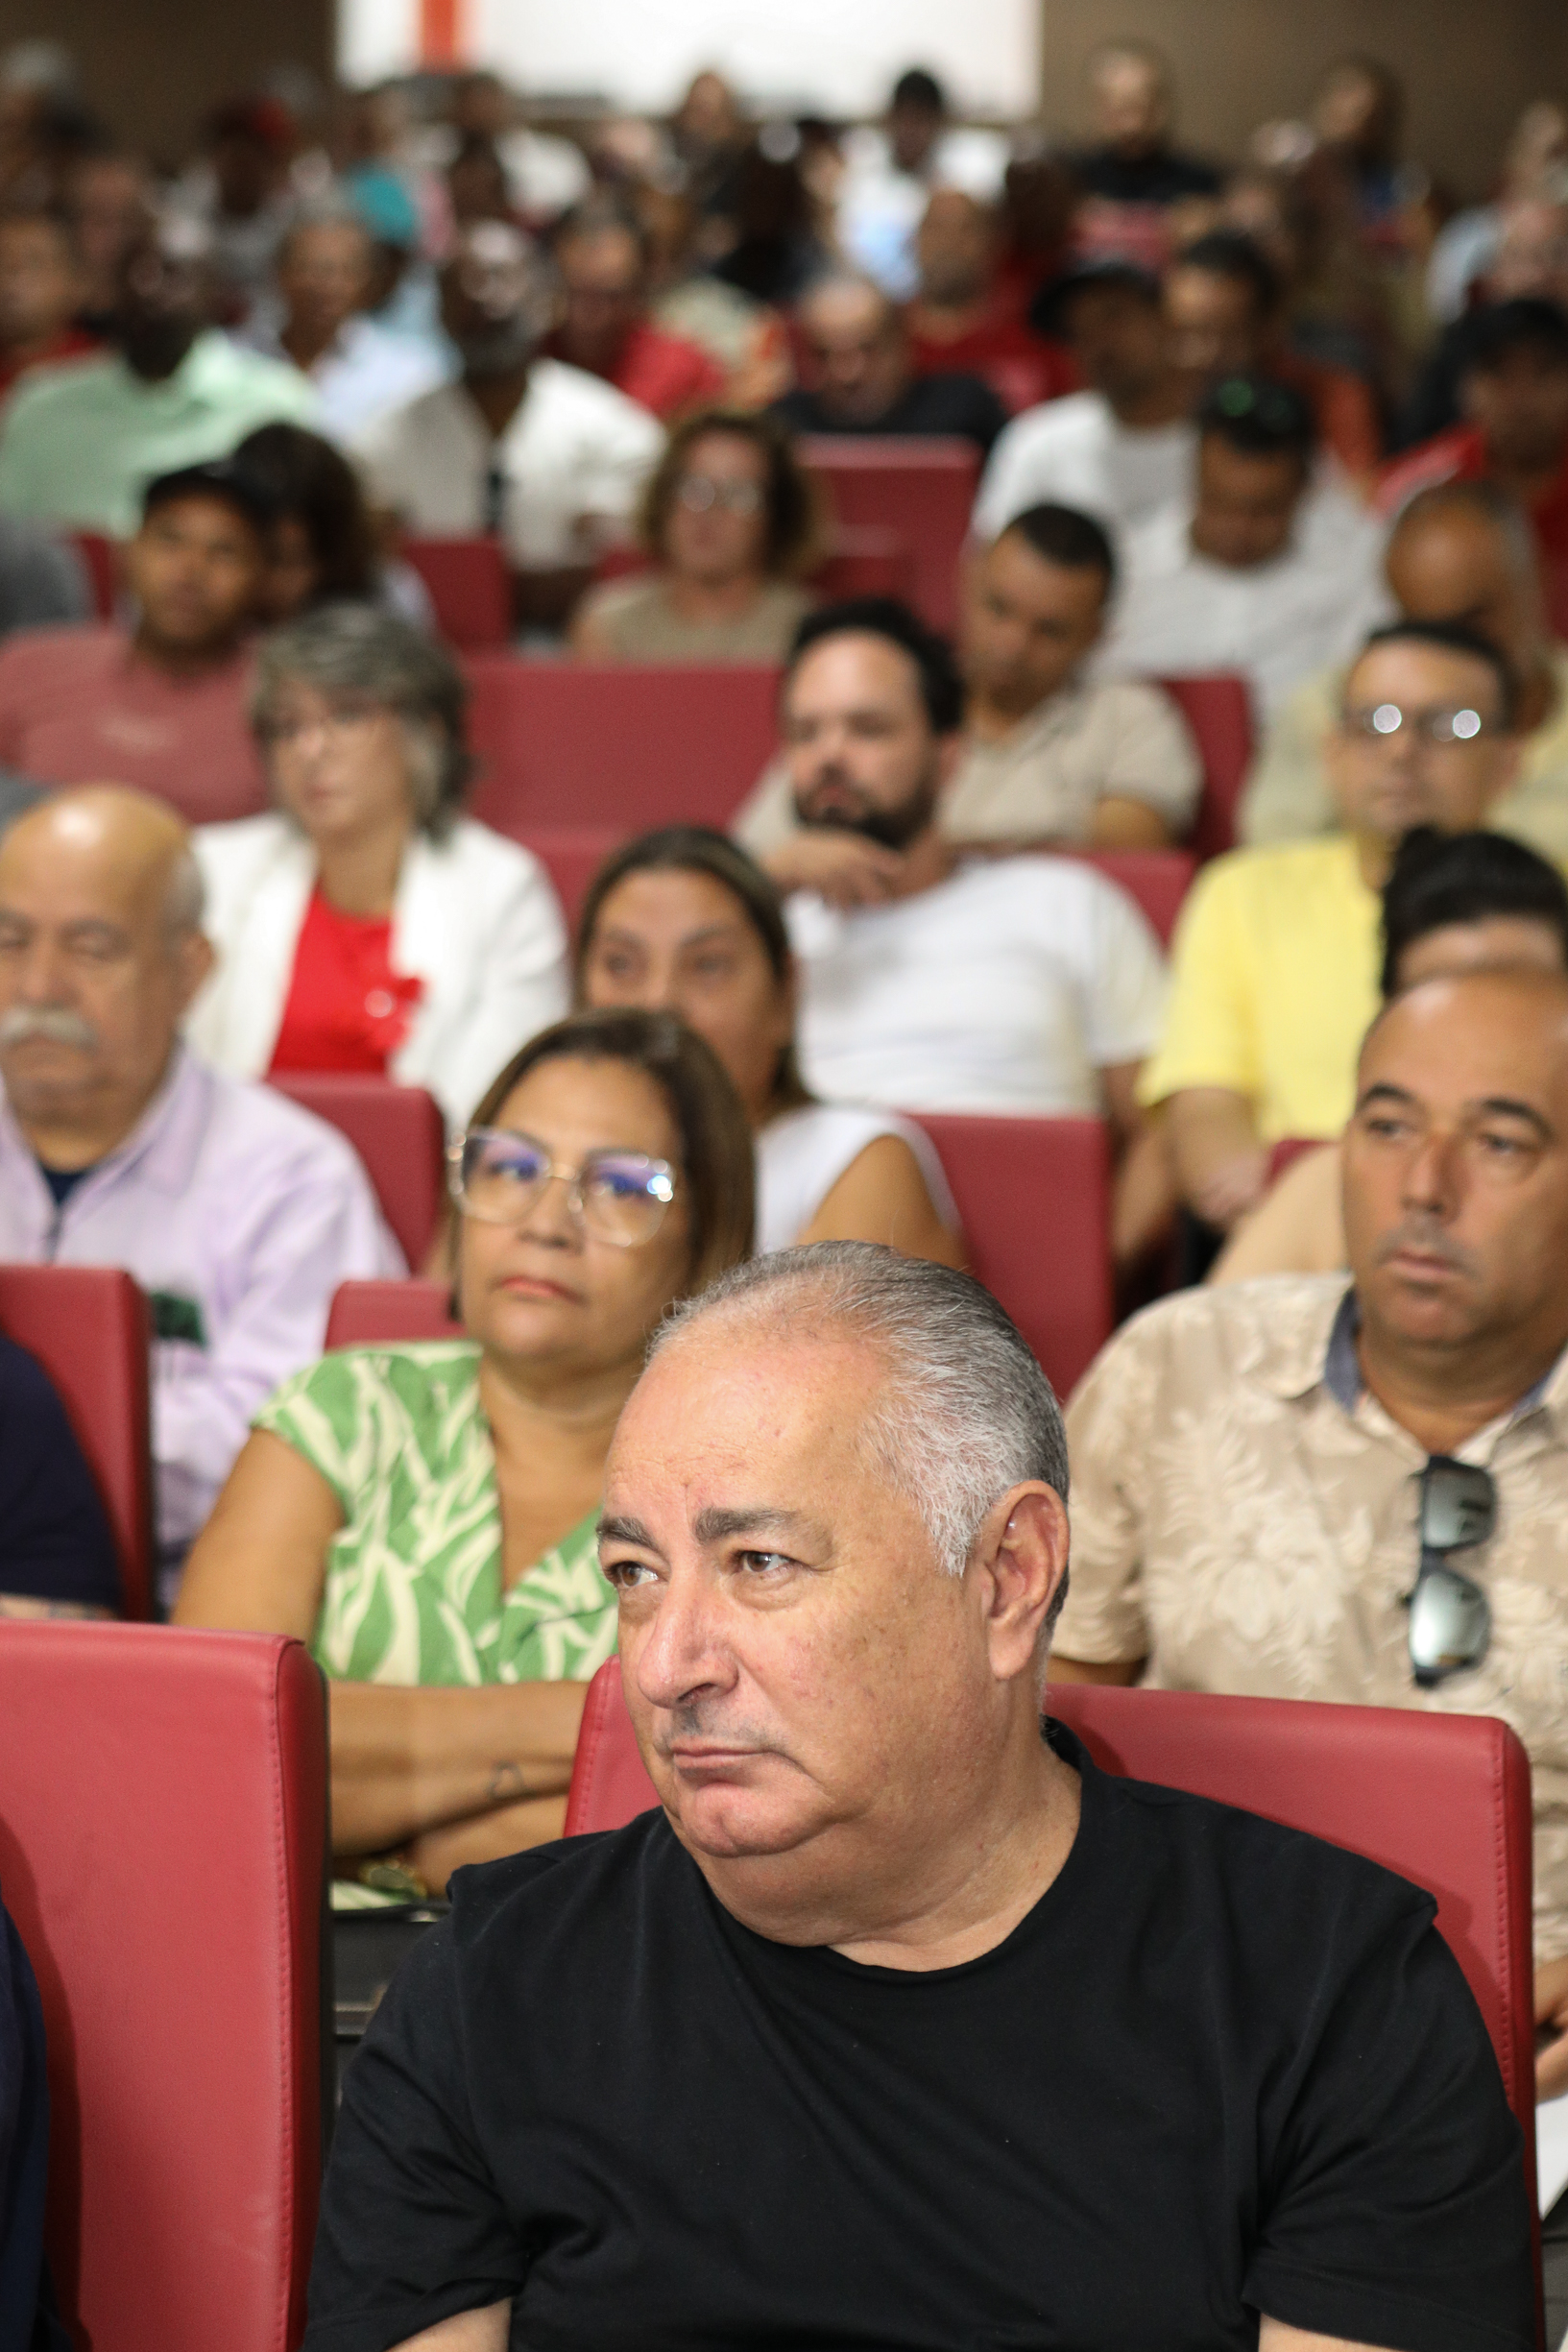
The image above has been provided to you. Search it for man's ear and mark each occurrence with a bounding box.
[971,1482,1070,1686]
[172,929,216,1015]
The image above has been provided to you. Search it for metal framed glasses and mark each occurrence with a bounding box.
[447,1126,677,1247]
[1406,1455,1495,1687]
[1343,702,1492,745]
[674,474,764,515]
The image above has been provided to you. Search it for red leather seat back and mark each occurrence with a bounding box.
[813,523,916,603]
[401,536,512,648]
[516,827,623,936]
[466,658,781,832]
[1267,1135,1326,1185]
[69,531,117,619]
[1071,848,1195,947]
[269,1074,446,1270]
[0,1624,327,2352]
[1157,675,1254,861]
[564,1660,1537,2213]
[0,1265,154,1620]
[909,1114,1113,1397]
[798,437,978,634]
[326,1276,461,1350]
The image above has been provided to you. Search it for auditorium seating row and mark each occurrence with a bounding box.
[0,1621,1538,2352]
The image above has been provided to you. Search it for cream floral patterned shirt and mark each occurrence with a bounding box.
[1060,1273,1568,1960]
[255,1341,617,1688]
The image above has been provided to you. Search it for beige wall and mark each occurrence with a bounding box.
[1039,0,1568,202]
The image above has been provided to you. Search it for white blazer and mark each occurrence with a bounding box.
[187,812,570,1128]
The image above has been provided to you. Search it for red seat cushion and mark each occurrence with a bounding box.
[268,1074,446,1271]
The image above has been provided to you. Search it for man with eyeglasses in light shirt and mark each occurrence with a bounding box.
[1056,959,1568,2109]
[1142,620,1525,1238]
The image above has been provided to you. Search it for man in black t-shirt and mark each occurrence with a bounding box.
[306,1245,1535,2352]
[771,273,1009,456]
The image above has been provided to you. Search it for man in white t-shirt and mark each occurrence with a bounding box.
[766,600,1171,1267]
[352,221,663,632]
[971,260,1195,546]
[1094,375,1389,723]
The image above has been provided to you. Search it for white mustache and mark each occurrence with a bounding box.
[0,1006,99,1052]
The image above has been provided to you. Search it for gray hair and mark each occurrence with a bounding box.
[653,1241,1070,1614]
[164,844,205,937]
[250,601,473,839]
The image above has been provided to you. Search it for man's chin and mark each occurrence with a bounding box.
[659,1773,821,1862]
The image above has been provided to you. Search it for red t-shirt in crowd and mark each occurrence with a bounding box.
[267,888,425,1079]
[905,307,1081,416]
[1376,423,1568,561]
[544,321,726,422]
[0,624,268,824]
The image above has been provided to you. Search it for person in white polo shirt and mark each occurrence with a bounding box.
[761,598,1170,1268]
[352,221,664,634]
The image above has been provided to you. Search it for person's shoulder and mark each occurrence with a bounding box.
[1374,423,1477,518]
[1182,833,1362,912]
[0,1329,70,1419]
[351,377,463,453]
[260,1336,476,1425]
[994,387,1102,452]
[1079,1271,1350,1400]
[0,351,123,424]
[0,619,121,683]
[527,355,663,438]
[954,849,1138,923]
[191,809,294,882]
[446,1808,675,1956]
[576,571,660,626]
[425,815,560,899]
[203,331,313,400]
[195,1059,375,1183]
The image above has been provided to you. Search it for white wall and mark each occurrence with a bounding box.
[338,0,1039,118]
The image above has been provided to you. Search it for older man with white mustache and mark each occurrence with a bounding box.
[0,784,399,1599]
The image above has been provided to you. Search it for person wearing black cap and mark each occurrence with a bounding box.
[0,458,277,824]
[1378,299,1568,586]
[1096,376,1388,721]
[974,258,1193,545]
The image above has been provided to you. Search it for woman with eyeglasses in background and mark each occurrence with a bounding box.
[569,408,821,663]
[578,826,964,1265]
[177,1009,755,1895]
[188,600,568,1128]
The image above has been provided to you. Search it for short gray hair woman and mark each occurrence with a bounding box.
[186,601,569,1129]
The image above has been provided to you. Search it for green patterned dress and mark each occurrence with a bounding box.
[254,1342,618,1687]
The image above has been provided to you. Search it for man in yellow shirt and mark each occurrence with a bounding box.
[1143,620,1522,1231]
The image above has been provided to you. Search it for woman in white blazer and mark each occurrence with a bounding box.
[187,602,568,1129]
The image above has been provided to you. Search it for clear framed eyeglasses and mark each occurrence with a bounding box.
[447,1126,677,1248]
[1343,702,1491,745]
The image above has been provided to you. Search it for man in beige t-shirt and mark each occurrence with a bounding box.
[732,505,1200,889]
[1054,965,1568,2096]
[1241,476,1568,860]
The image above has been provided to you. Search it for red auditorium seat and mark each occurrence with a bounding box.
[465,658,780,832]
[70,531,117,619]
[0,1624,328,2352]
[401,535,512,648]
[269,1072,446,1269]
[326,1276,461,1350]
[520,827,624,934]
[1267,1135,1325,1185]
[812,523,915,603]
[563,1658,1540,2254]
[798,436,978,635]
[1158,675,1254,861]
[0,1264,154,1620]
[910,1114,1112,1397]
[1073,849,1195,947]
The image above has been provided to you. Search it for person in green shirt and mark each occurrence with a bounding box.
[177,1006,754,1895]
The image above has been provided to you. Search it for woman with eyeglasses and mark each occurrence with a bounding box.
[577,826,965,1265]
[186,601,568,1128]
[176,1009,755,1894]
[569,409,821,664]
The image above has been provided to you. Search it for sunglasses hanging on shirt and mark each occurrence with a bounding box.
[1405,1456,1496,1687]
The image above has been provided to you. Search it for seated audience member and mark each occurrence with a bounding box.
[302,1242,1534,2350]
[543,201,725,424]
[62,150,154,339]
[0,206,95,397]
[231,421,420,626]
[576,827,961,1262]
[176,1009,753,1891]
[1163,230,1381,483]
[1242,479,1568,859]
[190,603,567,1128]
[1402,200,1568,450]
[735,510,1199,859]
[240,206,444,443]
[0,788,399,1594]
[904,189,1077,417]
[770,274,1008,457]
[1378,301,1568,578]
[1095,376,1388,723]
[0,458,274,823]
[353,220,663,633]
[1427,100,1568,325]
[1059,965,1568,2106]
[0,208,316,538]
[1071,39,1221,267]
[836,66,1009,301]
[749,600,1170,1267]
[1144,623,1520,1234]
[1214,826,1568,1283]
[973,261,1194,544]
[571,410,816,663]
[639,184,792,412]
[0,1333,119,1616]
[173,95,297,327]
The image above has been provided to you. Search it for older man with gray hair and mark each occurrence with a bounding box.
[304,1242,1532,2352]
[0,785,400,1599]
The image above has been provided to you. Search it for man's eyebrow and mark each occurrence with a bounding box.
[1474,1095,1556,1138]
[692,1504,817,1546]
[1356,1080,1416,1111]
[597,1513,654,1547]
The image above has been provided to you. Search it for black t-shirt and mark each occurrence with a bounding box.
[771,372,1010,456]
[1070,145,1223,205]
[0,1336,118,1610]
[305,1727,1534,2352]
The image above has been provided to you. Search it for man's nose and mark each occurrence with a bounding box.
[13,937,71,1006]
[632,1567,734,1710]
[1400,1128,1460,1216]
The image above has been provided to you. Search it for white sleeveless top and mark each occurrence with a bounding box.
[754,1103,958,1256]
